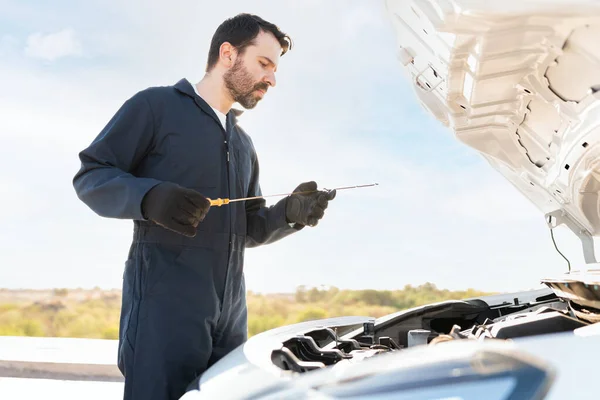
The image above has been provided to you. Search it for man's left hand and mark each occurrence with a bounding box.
[285,181,336,227]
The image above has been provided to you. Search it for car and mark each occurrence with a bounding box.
[182,1,600,398]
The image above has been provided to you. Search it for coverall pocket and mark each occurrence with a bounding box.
[233,146,252,191]
[144,244,185,295]
[118,258,139,375]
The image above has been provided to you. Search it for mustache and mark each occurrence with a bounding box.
[253,82,269,92]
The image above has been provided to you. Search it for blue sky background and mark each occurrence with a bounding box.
[0,0,587,294]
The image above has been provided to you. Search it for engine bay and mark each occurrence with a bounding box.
[270,292,597,373]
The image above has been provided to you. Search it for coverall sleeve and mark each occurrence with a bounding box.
[72,91,163,220]
[245,156,301,248]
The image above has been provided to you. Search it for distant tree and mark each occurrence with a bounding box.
[296,307,328,322]
[295,285,307,303]
[53,288,68,297]
[307,287,323,303]
[102,325,119,340]
[21,319,44,336]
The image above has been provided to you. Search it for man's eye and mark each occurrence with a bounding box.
[260,61,267,67]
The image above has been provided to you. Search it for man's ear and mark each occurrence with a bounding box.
[219,42,237,68]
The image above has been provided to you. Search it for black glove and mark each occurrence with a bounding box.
[285,181,336,227]
[141,182,211,237]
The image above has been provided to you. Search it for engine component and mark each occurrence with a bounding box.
[377,336,401,350]
[407,329,431,347]
[356,321,376,345]
[429,334,454,345]
[428,324,469,345]
[282,335,352,365]
[569,301,600,324]
[471,310,587,340]
[319,327,363,352]
[271,347,325,372]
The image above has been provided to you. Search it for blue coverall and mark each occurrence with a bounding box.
[73,78,300,399]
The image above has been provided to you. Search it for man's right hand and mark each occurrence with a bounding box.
[141,182,211,237]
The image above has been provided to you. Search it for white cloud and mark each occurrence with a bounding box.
[24,28,82,61]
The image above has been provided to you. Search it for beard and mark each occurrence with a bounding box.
[223,58,269,109]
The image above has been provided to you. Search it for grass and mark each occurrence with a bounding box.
[0,284,494,339]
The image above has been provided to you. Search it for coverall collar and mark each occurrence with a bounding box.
[174,78,244,128]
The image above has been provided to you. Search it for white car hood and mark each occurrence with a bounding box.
[385,0,600,264]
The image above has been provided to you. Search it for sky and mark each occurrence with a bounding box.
[0,0,590,294]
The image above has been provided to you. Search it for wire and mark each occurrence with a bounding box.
[550,227,571,272]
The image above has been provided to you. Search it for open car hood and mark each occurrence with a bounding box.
[385,0,600,265]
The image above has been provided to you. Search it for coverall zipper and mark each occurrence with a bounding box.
[220,119,233,318]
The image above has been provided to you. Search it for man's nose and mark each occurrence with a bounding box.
[264,71,276,87]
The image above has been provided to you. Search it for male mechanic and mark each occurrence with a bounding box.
[73,13,335,400]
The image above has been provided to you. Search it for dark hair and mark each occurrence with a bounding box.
[206,13,292,71]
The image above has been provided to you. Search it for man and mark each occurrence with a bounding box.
[72,13,335,400]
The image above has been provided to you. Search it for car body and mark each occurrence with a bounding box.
[183,1,600,398]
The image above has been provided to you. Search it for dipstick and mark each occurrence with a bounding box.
[208,183,378,207]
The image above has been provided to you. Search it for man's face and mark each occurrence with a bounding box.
[223,30,281,109]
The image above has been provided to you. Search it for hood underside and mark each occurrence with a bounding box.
[385,0,600,265]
